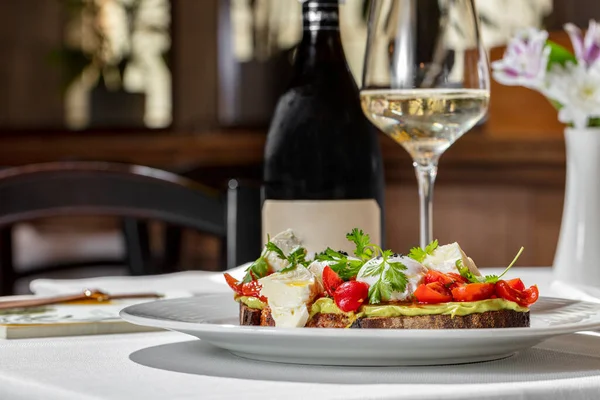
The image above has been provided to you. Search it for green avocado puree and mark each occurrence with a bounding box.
[236,296,267,310]
[309,297,527,319]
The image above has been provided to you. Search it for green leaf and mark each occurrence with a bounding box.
[385,262,408,292]
[279,265,297,273]
[265,241,286,260]
[456,259,481,284]
[242,257,269,283]
[589,118,600,127]
[346,228,374,260]
[408,247,427,263]
[424,240,439,256]
[483,274,499,284]
[361,259,384,277]
[546,40,577,69]
[368,280,392,304]
[408,239,438,263]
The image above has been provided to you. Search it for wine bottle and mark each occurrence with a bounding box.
[262,0,385,255]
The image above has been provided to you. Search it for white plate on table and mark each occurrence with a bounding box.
[121,294,600,366]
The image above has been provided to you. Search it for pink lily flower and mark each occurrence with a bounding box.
[565,20,600,68]
[492,28,550,90]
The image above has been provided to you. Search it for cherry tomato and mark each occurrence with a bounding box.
[323,266,344,297]
[495,280,539,307]
[424,270,467,289]
[506,278,525,291]
[333,281,369,312]
[451,283,495,302]
[447,272,469,285]
[414,282,453,304]
[224,273,243,296]
[224,273,267,301]
[241,280,267,301]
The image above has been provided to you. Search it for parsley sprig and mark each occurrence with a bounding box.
[241,237,309,282]
[345,229,408,304]
[315,248,363,280]
[408,240,439,263]
[457,247,525,284]
[362,249,408,304]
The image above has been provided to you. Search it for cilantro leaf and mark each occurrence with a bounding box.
[346,228,374,260]
[408,239,438,263]
[456,259,481,284]
[316,247,365,280]
[242,257,269,283]
[368,280,392,305]
[362,250,408,304]
[385,262,408,292]
[483,274,499,284]
[265,241,286,260]
[425,240,439,255]
[457,246,524,284]
[279,246,309,273]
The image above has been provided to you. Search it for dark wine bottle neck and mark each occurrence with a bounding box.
[294,1,348,79]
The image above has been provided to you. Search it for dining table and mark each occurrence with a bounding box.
[1,266,599,400]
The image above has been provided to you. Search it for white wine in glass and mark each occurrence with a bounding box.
[360,0,490,248]
[361,89,489,165]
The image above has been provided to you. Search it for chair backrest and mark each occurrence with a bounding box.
[0,162,226,236]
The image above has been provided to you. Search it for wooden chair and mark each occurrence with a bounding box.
[0,162,261,295]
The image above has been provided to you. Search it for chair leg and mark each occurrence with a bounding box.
[163,225,182,273]
[122,218,151,276]
[0,226,15,295]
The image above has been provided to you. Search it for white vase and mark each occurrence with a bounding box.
[553,127,600,286]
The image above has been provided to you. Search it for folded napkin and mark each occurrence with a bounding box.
[30,264,249,297]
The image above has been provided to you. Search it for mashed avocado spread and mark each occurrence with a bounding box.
[236,296,267,310]
[238,296,528,318]
[310,297,528,319]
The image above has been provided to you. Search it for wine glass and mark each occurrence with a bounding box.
[360,0,490,248]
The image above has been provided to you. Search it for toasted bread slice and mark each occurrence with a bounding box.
[239,303,529,329]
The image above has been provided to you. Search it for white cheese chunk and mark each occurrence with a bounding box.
[262,229,304,272]
[258,266,320,327]
[356,255,427,301]
[422,243,481,276]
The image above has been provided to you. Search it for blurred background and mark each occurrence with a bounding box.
[1,0,599,292]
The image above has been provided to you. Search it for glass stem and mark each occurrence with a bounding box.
[414,162,438,248]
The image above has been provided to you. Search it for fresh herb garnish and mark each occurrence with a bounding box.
[363,249,408,304]
[279,246,310,273]
[457,247,525,284]
[316,247,364,280]
[346,228,376,261]
[456,259,480,284]
[241,236,309,282]
[242,257,270,283]
[408,240,439,263]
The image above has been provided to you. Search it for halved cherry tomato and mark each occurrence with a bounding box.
[447,272,469,285]
[224,273,243,296]
[241,280,266,301]
[323,266,344,297]
[424,270,467,289]
[451,283,495,302]
[333,281,369,312]
[414,282,453,304]
[224,273,267,301]
[506,278,525,291]
[495,280,539,307]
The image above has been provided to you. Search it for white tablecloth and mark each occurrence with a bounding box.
[1,267,600,400]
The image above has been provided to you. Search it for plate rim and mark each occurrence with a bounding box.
[120,294,600,339]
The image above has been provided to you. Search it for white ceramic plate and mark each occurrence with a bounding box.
[120,294,600,366]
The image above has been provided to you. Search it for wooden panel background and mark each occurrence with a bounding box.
[1,1,600,270]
